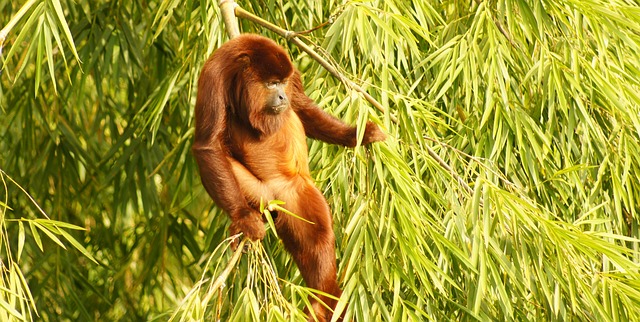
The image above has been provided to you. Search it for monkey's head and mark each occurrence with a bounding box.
[225,35,295,136]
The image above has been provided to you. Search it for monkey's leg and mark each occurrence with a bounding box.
[275,181,342,322]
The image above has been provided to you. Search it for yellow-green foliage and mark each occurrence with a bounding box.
[1,0,640,321]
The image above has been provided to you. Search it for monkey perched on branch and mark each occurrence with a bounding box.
[192,34,386,322]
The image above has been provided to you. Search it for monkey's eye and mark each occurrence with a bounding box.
[266,81,280,89]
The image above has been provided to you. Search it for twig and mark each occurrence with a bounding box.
[423,136,518,190]
[472,0,519,49]
[292,19,333,36]
[425,145,473,195]
[208,238,247,291]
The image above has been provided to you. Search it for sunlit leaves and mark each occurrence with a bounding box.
[2,0,80,95]
[0,170,95,320]
[2,0,640,321]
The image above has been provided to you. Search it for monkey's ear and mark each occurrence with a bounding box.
[237,54,251,67]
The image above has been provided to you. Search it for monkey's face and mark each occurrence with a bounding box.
[264,80,289,114]
[233,44,294,137]
[238,77,290,137]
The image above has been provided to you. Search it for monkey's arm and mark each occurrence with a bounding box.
[192,140,243,215]
[290,71,386,147]
[192,68,265,242]
[192,134,266,242]
[296,107,386,147]
[227,157,274,207]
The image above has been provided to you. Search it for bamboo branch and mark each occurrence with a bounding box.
[425,145,473,195]
[209,238,247,291]
[219,0,240,38]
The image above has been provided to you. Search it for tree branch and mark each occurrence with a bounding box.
[219,0,240,38]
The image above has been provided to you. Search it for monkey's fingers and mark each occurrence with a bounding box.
[363,121,387,145]
[229,232,242,251]
[230,237,253,253]
[230,217,266,243]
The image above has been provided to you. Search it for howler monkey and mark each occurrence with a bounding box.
[192,34,386,322]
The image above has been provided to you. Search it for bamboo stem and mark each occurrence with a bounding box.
[218,0,240,38]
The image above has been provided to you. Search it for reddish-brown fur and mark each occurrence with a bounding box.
[192,34,386,322]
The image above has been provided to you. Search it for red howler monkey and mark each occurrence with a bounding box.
[192,34,386,322]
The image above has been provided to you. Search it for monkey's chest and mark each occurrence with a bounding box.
[228,117,310,179]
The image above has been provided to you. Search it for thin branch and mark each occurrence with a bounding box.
[423,136,518,191]
[424,146,473,195]
[209,238,247,292]
[292,19,334,36]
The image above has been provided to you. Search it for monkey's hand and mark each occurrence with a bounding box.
[362,121,387,145]
[229,208,266,250]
